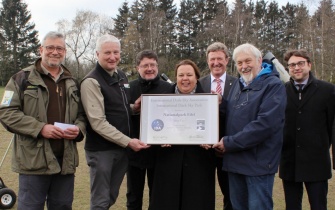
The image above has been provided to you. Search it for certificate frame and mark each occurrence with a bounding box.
[140,94,219,145]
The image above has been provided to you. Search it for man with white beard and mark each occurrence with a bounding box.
[213,43,286,210]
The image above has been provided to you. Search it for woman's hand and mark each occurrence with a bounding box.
[161,144,172,147]
[200,144,212,150]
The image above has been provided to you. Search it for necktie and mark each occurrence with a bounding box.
[215,79,222,94]
[296,84,304,100]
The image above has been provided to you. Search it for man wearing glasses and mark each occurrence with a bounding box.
[0,31,86,209]
[127,50,171,210]
[279,49,335,210]
[213,43,286,210]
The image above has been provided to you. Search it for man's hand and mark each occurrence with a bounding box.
[128,139,150,152]
[212,138,225,153]
[40,124,64,139]
[211,90,222,104]
[161,144,171,147]
[63,126,80,140]
[132,97,141,113]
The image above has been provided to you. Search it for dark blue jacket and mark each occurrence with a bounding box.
[222,63,286,176]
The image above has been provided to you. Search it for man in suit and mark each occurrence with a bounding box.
[199,42,236,210]
[279,49,335,210]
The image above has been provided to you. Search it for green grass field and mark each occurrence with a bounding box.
[0,86,335,209]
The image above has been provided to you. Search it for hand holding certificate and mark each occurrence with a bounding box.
[140,94,219,145]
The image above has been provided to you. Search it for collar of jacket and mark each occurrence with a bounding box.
[96,62,120,85]
[240,62,278,91]
[24,58,73,87]
[34,58,72,78]
[138,74,160,92]
[289,71,316,90]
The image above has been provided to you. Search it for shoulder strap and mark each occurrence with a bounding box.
[12,70,31,104]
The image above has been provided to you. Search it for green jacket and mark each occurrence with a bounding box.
[0,58,86,175]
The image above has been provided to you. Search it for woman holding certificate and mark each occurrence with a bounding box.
[150,60,216,210]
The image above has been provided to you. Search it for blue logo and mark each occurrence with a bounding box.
[151,119,164,131]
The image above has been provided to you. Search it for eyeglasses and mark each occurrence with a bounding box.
[44,45,66,53]
[139,63,158,69]
[287,61,306,69]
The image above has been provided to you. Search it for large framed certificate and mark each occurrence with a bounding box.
[140,94,219,144]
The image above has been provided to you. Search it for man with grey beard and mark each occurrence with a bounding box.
[213,43,286,210]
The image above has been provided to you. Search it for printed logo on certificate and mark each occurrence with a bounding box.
[140,94,219,145]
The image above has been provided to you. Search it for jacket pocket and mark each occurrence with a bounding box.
[17,137,47,171]
[69,89,80,122]
[23,89,39,118]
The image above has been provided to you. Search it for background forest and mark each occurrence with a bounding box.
[0,0,334,85]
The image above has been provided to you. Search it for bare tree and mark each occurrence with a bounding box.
[56,10,102,79]
[312,0,334,81]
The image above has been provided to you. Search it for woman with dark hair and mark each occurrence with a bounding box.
[150,59,216,210]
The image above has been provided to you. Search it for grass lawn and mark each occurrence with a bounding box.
[0,86,335,209]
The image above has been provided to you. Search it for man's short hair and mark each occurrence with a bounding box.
[206,42,229,59]
[135,50,158,66]
[284,49,311,63]
[41,31,65,46]
[232,43,262,62]
[95,34,120,52]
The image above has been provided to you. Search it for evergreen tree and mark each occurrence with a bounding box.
[294,4,311,50]
[253,0,267,48]
[157,0,178,75]
[263,1,283,58]
[176,0,201,60]
[112,1,133,67]
[0,0,40,85]
[158,0,177,56]
[112,1,130,38]
[280,3,298,52]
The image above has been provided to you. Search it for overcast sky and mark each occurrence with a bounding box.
[25,0,315,42]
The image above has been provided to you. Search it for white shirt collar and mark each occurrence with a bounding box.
[210,72,226,83]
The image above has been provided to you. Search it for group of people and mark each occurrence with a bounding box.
[0,30,334,210]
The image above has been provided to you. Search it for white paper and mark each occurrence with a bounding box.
[140,94,219,145]
[54,122,76,130]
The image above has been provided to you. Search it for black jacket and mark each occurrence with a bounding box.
[279,72,335,182]
[83,63,132,151]
[150,81,216,210]
[128,75,171,168]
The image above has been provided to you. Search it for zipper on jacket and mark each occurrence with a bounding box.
[56,84,63,122]
[119,80,131,136]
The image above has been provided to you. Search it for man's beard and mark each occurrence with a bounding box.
[241,68,254,85]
